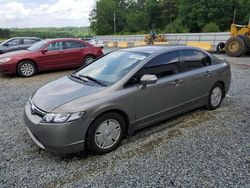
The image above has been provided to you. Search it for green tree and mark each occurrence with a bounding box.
[178,0,238,32]
[89,0,116,35]
[164,19,189,33]
[202,22,220,32]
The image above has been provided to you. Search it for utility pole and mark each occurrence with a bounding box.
[113,11,116,35]
[233,9,237,24]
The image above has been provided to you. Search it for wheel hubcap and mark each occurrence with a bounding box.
[211,87,222,107]
[85,57,94,65]
[20,63,34,76]
[94,119,121,149]
[229,42,239,52]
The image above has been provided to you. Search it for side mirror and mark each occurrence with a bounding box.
[41,48,48,53]
[4,43,9,47]
[140,74,157,85]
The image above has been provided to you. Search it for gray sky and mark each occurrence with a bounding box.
[0,0,96,28]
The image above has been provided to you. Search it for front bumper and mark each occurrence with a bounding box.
[0,61,17,74]
[24,102,89,153]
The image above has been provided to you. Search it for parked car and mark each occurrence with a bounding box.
[0,37,42,54]
[0,38,103,77]
[24,46,231,154]
[88,39,105,48]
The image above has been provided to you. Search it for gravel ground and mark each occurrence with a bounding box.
[0,53,249,187]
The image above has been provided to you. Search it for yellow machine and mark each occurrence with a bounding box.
[225,23,250,57]
[144,34,166,44]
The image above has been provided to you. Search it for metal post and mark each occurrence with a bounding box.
[113,11,116,35]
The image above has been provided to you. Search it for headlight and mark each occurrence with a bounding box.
[42,112,84,123]
[0,57,12,63]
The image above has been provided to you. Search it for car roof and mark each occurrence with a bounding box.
[45,38,83,42]
[11,37,41,39]
[121,45,205,54]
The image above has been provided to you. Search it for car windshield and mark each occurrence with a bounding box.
[75,51,148,86]
[27,40,46,51]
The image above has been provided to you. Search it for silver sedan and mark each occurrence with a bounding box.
[24,46,231,154]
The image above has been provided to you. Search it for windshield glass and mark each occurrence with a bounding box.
[75,51,148,86]
[28,40,47,51]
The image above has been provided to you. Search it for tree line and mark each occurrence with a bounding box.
[89,0,250,35]
[0,27,91,40]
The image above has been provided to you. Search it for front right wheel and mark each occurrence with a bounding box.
[86,112,125,154]
[206,83,224,110]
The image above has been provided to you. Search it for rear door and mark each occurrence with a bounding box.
[125,51,185,128]
[22,38,40,49]
[63,41,85,67]
[37,41,66,69]
[179,49,216,105]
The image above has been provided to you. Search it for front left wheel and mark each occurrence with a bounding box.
[17,61,37,77]
[86,112,125,154]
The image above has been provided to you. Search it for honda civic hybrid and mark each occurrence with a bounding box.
[24,46,231,154]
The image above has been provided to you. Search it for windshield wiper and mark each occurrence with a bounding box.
[79,74,107,87]
[70,73,88,82]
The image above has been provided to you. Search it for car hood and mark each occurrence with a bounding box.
[0,50,33,58]
[32,76,106,112]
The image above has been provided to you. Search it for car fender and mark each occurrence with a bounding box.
[90,104,130,123]
[17,59,38,71]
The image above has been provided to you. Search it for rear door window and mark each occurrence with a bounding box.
[181,49,211,71]
[65,41,84,49]
[23,39,39,45]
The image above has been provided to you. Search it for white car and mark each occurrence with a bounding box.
[89,39,104,48]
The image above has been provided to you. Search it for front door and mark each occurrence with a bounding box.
[131,51,185,128]
[37,41,66,70]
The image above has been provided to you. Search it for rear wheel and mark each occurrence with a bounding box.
[83,55,95,65]
[17,61,37,77]
[206,83,224,110]
[225,36,247,57]
[86,112,125,154]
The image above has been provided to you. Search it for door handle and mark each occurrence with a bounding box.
[172,79,183,86]
[204,71,213,77]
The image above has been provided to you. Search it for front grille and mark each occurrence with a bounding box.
[30,100,46,117]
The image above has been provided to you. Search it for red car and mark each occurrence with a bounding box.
[0,38,103,77]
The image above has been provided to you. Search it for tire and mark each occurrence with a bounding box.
[225,36,247,57]
[240,35,250,50]
[216,42,225,54]
[206,83,224,110]
[86,112,125,154]
[83,55,95,65]
[17,61,37,77]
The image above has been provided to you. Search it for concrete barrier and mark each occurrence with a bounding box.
[134,41,146,46]
[107,42,116,48]
[154,42,169,45]
[117,42,129,48]
[187,41,213,51]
